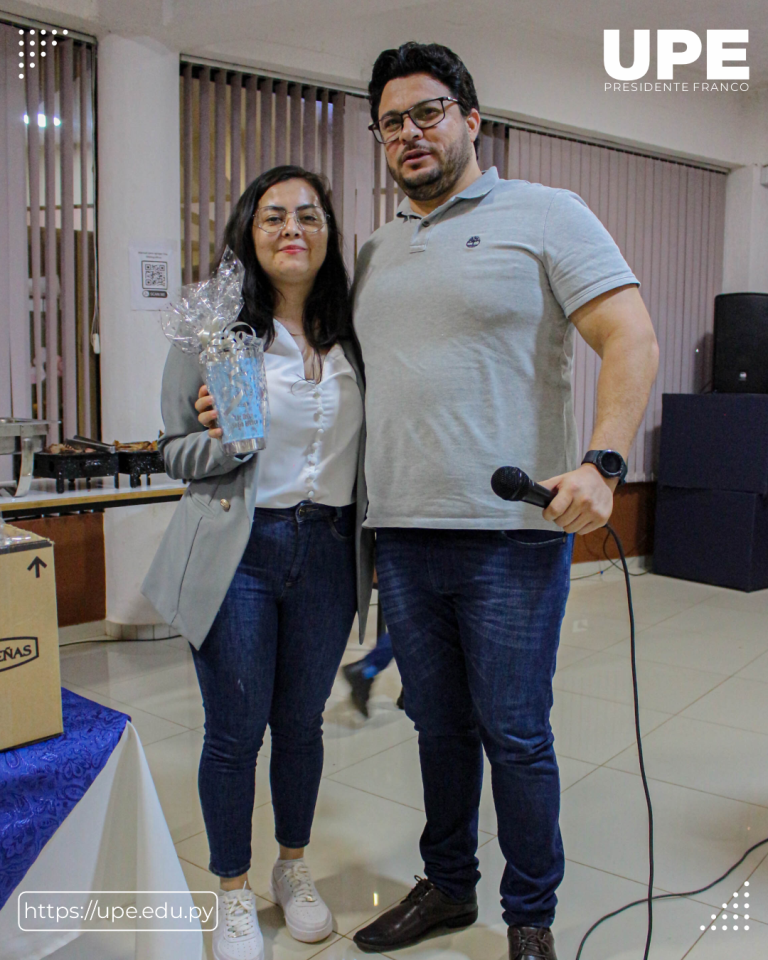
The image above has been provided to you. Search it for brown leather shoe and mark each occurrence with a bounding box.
[353,877,478,951]
[508,926,557,959]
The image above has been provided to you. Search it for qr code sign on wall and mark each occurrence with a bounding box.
[142,260,168,290]
[130,243,175,309]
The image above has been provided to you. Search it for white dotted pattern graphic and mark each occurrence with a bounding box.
[700,880,751,934]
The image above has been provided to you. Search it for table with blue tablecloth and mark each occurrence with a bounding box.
[0,689,203,960]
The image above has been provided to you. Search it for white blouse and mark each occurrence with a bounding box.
[251,320,363,509]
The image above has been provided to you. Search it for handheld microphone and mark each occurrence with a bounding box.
[490,466,555,509]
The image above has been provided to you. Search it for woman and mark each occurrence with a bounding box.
[142,166,374,960]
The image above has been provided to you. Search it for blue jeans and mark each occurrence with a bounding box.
[375,528,573,927]
[359,632,394,678]
[191,501,357,878]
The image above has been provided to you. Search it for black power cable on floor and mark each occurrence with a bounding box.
[578,524,655,960]
[575,523,768,959]
[575,836,768,959]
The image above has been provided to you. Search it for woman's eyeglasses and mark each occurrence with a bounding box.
[254,205,327,235]
[369,97,460,145]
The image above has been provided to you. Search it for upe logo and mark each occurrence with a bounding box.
[604,29,749,81]
[466,236,481,248]
[0,637,39,672]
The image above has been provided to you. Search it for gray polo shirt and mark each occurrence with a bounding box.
[353,167,638,530]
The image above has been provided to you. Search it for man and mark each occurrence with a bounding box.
[351,42,659,960]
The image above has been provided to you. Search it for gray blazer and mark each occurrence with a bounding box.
[141,338,374,649]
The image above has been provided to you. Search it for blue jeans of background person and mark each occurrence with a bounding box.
[375,528,573,928]
[191,501,357,878]
[359,631,394,678]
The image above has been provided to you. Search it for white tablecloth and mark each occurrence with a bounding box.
[0,722,204,960]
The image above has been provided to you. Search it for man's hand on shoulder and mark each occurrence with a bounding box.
[539,464,618,535]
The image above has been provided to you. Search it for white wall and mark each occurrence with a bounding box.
[723,164,768,294]
[720,86,768,294]
[103,500,178,629]
[97,34,180,443]
[97,35,181,628]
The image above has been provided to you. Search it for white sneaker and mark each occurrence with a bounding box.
[212,886,264,960]
[269,858,333,942]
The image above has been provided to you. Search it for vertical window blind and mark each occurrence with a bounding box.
[180,59,726,482]
[181,63,347,283]
[0,19,97,449]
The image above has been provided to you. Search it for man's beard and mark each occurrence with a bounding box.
[389,129,474,203]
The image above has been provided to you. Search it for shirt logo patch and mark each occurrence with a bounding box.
[466,236,481,248]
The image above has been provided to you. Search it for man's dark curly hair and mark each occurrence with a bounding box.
[368,42,479,124]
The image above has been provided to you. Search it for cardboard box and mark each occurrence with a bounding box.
[0,524,63,751]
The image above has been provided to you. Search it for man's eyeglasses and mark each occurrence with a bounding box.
[254,205,327,235]
[369,97,460,145]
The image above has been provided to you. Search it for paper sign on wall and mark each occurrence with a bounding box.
[128,241,179,311]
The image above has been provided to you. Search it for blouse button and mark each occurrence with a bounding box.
[317,427,325,435]
[220,499,231,512]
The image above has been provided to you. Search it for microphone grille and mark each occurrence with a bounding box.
[491,466,529,502]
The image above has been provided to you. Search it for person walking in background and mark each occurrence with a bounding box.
[351,43,658,960]
[342,626,406,717]
[342,630,395,718]
[143,167,374,960]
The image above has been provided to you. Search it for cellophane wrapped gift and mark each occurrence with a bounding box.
[161,248,269,455]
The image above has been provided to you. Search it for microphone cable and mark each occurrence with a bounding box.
[575,524,768,959]
[576,523,654,959]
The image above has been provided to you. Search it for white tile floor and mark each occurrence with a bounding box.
[57,567,768,960]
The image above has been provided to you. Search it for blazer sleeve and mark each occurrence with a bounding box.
[158,346,255,481]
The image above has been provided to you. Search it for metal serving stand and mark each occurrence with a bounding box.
[0,418,51,498]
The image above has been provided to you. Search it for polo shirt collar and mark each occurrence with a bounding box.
[396,166,500,220]
[455,166,500,200]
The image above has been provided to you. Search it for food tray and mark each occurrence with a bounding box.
[33,452,120,494]
[117,449,166,487]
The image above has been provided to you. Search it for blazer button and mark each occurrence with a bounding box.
[220,499,231,512]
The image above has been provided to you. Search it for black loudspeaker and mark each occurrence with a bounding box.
[657,394,768,494]
[655,393,768,590]
[713,293,768,393]
[654,488,768,591]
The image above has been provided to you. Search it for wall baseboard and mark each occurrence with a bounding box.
[571,555,652,581]
[105,620,178,641]
[58,620,109,646]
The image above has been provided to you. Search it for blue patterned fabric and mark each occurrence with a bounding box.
[0,688,130,910]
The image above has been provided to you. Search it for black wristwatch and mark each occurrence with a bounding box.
[582,449,628,484]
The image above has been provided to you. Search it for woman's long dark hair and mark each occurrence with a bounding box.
[220,165,351,350]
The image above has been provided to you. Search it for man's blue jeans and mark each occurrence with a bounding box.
[375,528,573,927]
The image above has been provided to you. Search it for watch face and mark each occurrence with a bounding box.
[600,451,623,476]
